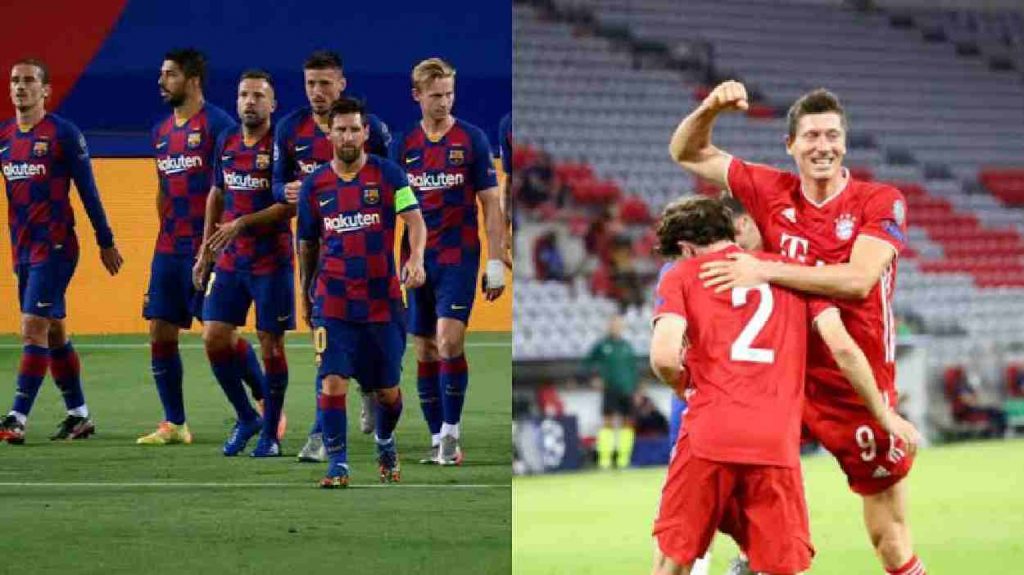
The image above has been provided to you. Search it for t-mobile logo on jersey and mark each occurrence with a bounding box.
[2,162,46,181]
[780,233,810,263]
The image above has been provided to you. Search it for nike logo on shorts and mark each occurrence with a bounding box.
[277,314,292,322]
[451,304,467,310]
[36,302,53,308]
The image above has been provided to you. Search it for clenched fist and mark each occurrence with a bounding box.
[702,80,749,114]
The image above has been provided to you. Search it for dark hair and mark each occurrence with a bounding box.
[655,196,735,256]
[304,50,343,72]
[164,48,206,86]
[720,195,749,217]
[239,68,274,90]
[327,96,365,125]
[13,58,49,84]
[786,88,847,139]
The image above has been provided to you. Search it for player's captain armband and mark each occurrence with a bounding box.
[395,186,418,213]
[485,260,505,289]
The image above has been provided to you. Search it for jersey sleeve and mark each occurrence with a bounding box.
[271,118,295,204]
[469,126,498,192]
[857,185,907,255]
[212,132,227,190]
[62,121,114,248]
[383,160,418,214]
[726,158,790,231]
[652,262,688,325]
[807,296,837,322]
[296,176,319,242]
[366,114,392,158]
[499,113,512,175]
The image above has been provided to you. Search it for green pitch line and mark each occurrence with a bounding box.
[514,439,1024,574]
[0,332,512,575]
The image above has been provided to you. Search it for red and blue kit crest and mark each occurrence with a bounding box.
[256,152,271,170]
[447,147,465,166]
[187,131,202,149]
[32,140,49,157]
[363,186,380,205]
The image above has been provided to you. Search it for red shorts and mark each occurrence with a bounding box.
[803,390,914,496]
[652,434,814,575]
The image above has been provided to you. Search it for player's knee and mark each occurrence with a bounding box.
[436,333,465,358]
[149,319,179,344]
[869,519,910,562]
[376,387,400,406]
[413,336,439,362]
[21,315,49,346]
[202,324,233,353]
[322,375,348,396]
[256,331,285,357]
[47,319,67,347]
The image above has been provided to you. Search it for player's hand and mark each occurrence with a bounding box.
[191,255,212,292]
[698,252,767,293]
[284,180,303,204]
[401,257,426,289]
[882,411,922,458]
[482,259,506,301]
[207,219,245,254]
[99,245,124,276]
[702,80,749,114]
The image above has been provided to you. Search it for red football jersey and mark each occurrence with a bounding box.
[727,159,907,410]
[653,245,827,468]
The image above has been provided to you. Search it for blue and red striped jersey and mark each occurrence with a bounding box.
[0,113,114,266]
[398,118,497,266]
[296,155,417,323]
[152,103,236,257]
[272,106,391,203]
[213,127,293,274]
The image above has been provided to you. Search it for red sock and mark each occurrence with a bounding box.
[887,555,925,575]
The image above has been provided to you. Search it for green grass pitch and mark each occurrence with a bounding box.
[0,332,511,574]
[514,439,1024,573]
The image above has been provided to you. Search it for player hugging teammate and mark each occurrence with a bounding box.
[652,82,927,575]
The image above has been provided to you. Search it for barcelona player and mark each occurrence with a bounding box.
[672,81,928,575]
[0,58,123,443]
[192,69,293,457]
[138,48,266,446]
[296,97,426,488]
[398,58,509,465]
[273,50,392,462]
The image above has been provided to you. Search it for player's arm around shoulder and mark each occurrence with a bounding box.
[668,80,749,189]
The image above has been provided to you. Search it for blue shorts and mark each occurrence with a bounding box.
[406,255,480,336]
[16,255,78,320]
[314,318,406,390]
[202,267,296,334]
[143,252,204,329]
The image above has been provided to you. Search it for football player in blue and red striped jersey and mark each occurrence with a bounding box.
[273,50,392,462]
[296,97,426,488]
[0,58,123,444]
[398,58,508,465]
[138,49,266,446]
[192,70,294,457]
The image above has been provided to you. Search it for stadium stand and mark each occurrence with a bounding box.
[512,0,1024,444]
